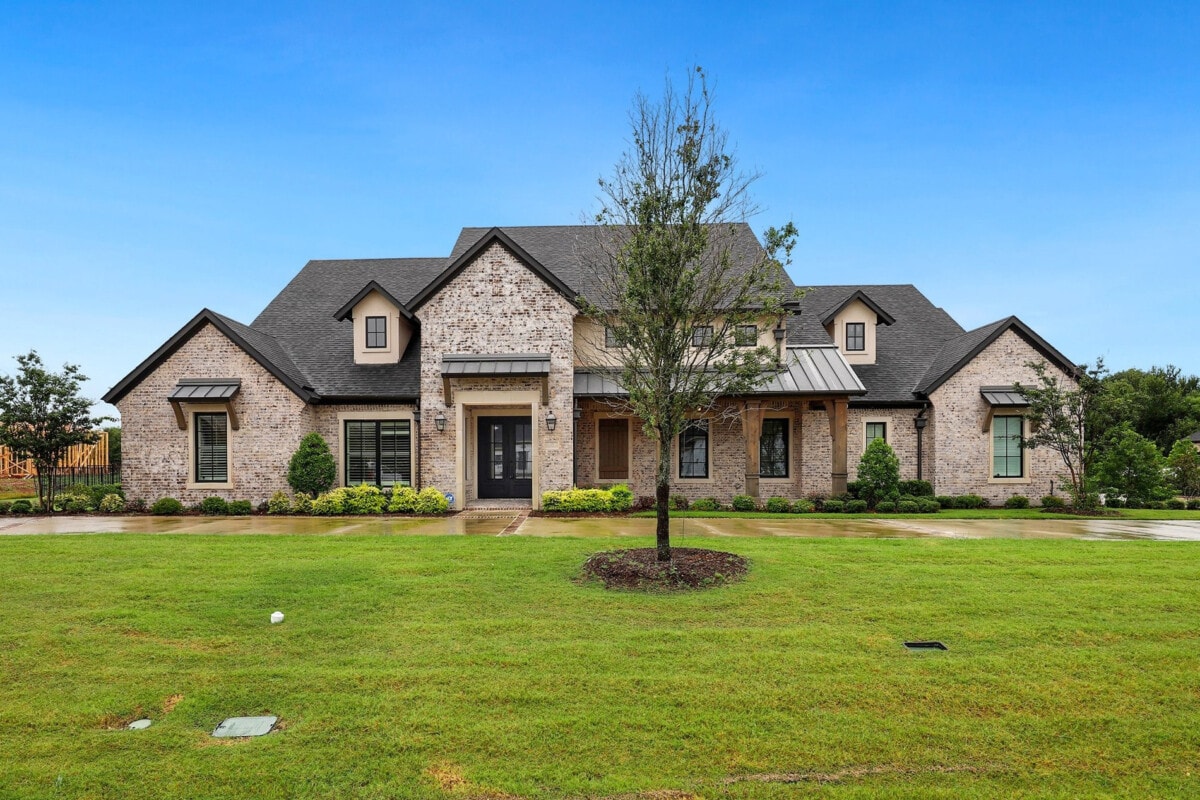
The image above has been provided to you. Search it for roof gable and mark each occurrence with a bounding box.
[819,290,896,326]
[102,309,314,405]
[915,316,1077,395]
[408,227,580,312]
[333,281,416,322]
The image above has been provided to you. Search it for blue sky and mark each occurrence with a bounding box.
[1,2,1197,417]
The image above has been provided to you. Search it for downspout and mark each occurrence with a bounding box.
[572,400,581,487]
[413,403,422,491]
[914,404,929,482]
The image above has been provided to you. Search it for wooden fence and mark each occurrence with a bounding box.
[0,431,110,478]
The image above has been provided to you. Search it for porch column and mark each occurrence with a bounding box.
[828,398,849,495]
[742,401,764,499]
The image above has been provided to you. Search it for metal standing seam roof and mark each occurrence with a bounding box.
[572,346,865,398]
[441,354,551,377]
[168,379,242,401]
[980,386,1029,406]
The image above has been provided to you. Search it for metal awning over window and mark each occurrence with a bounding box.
[168,379,241,430]
[980,386,1029,407]
[441,354,551,403]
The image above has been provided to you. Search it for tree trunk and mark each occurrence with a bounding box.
[656,426,672,562]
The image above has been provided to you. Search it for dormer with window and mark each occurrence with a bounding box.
[821,290,895,365]
[334,281,417,365]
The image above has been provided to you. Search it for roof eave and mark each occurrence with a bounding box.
[333,281,418,323]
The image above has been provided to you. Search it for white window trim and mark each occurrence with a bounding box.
[186,404,233,490]
[988,414,1031,485]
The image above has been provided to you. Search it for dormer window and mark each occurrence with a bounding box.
[846,322,865,351]
[366,316,387,349]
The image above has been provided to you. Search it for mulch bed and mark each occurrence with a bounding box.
[580,547,748,591]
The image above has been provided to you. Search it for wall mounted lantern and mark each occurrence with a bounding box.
[546,410,557,432]
[435,411,446,432]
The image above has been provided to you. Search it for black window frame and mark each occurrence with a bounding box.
[759,418,789,478]
[678,419,709,479]
[344,419,412,488]
[365,316,387,349]
[845,322,865,351]
[691,326,714,347]
[735,324,758,347]
[193,412,228,484]
[865,421,887,444]
[992,415,1024,478]
[604,326,623,349]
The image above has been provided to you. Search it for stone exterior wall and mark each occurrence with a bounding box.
[310,403,417,488]
[117,323,312,505]
[416,242,576,504]
[799,406,833,497]
[928,329,1076,504]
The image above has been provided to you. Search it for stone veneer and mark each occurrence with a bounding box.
[416,242,576,504]
[928,329,1076,504]
[846,406,933,483]
[116,323,312,505]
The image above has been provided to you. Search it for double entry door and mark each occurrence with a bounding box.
[477,416,533,499]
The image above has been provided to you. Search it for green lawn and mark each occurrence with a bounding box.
[1,533,1198,798]
[635,508,1200,520]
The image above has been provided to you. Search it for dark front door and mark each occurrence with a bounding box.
[477,416,533,499]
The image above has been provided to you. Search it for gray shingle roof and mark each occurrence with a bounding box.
[789,285,965,404]
[251,257,447,400]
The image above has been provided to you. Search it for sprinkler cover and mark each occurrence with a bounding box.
[212,716,278,737]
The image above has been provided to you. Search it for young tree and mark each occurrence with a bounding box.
[1094,425,1166,503]
[0,351,109,511]
[287,432,336,497]
[585,68,798,561]
[856,438,901,508]
[1017,358,1105,509]
[1166,439,1200,498]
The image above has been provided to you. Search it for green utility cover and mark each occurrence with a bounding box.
[212,716,277,737]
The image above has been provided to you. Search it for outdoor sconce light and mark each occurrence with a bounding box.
[546,410,557,432]
[573,401,582,420]
[435,411,446,432]
[773,327,786,343]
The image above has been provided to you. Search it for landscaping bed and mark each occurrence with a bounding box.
[579,546,748,590]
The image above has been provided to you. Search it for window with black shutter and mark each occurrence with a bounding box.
[194,412,228,483]
[345,420,412,487]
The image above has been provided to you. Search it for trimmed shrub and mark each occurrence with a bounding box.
[822,499,845,513]
[897,500,920,514]
[731,495,755,512]
[414,487,450,515]
[62,495,93,513]
[845,480,862,499]
[87,483,124,507]
[543,488,614,512]
[388,486,419,513]
[291,492,313,515]
[791,498,815,513]
[199,496,228,515]
[690,497,721,511]
[1166,498,1187,510]
[765,496,792,513]
[1004,495,1031,509]
[0,500,11,514]
[899,480,934,497]
[98,494,125,513]
[287,432,337,497]
[856,438,901,508]
[343,484,387,515]
[267,491,291,515]
[955,494,986,509]
[11,499,33,514]
[151,497,183,515]
[1124,497,1144,509]
[1145,500,1166,510]
[934,496,955,510]
[1188,498,1200,511]
[126,497,147,513]
[609,484,634,512]
[669,494,690,511]
[228,500,252,516]
[1040,495,1066,510]
[917,498,941,514]
[633,495,655,511]
[846,499,868,514]
[311,490,347,516]
[875,500,897,513]
[898,494,920,506]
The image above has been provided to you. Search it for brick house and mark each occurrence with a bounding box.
[103,225,1078,509]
